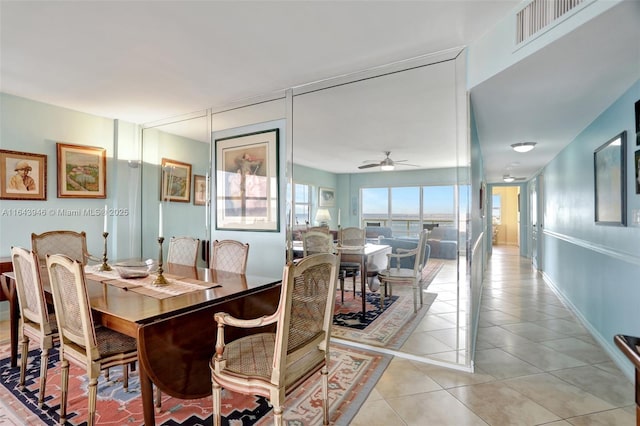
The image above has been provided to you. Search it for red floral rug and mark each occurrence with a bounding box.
[0,342,390,425]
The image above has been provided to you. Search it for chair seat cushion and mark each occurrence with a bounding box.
[95,327,137,357]
[378,268,416,280]
[223,332,275,378]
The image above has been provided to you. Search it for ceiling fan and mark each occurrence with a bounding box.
[358,151,419,171]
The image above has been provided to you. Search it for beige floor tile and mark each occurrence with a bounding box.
[566,407,636,425]
[373,357,442,399]
[540,338,611,365]
[501,341,587,371]
[502,373,615,418]
[387,390,488,426]
[500,322,570,342]
[474,348,542,379]
[349,398,406,426]
[551,365,635,407]
[448,381,561,425]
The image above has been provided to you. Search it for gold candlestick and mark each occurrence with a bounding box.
[99,232,112,271]
[153,237,169,286]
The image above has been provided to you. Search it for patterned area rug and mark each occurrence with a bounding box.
[332,260,443,349]
[0,343,391,425]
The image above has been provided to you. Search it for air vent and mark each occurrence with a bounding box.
[516,0,584,44]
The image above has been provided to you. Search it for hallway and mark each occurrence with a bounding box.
[351,245,635,425]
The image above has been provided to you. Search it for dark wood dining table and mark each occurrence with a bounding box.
[1,262,282,426]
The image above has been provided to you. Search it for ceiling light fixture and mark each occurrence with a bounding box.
[380,158,395,171]
[511,142,537,153]
[503,175,515,183]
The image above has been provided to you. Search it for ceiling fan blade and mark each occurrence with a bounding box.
[396,163,420,167]
[358,163,380,169]
[394,159,409,163]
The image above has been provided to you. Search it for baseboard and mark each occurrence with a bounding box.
[541,271,634,382]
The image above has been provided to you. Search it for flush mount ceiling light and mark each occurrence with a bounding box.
[503,175,515,183]
[511,142,537,153]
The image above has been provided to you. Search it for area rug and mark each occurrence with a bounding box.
[331,260,443,349]
[0,342,390,426]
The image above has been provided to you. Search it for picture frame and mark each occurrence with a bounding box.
[594,131,626,226]
[193,174,207,206]
[635,100,640,145]
[161,158,192,203]
[0,149,47,200]
[57,142,106,198]
[215,129,279,231]
[635,149,640,195]
[318,187,335,207]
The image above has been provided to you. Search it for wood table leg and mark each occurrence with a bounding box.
[138,353,156,426]
[0,274,18,367]
[361,256,367,318]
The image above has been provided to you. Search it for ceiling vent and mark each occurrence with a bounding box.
[516,0,585,44]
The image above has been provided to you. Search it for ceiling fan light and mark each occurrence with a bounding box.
[503,175,515,183]
[511,142,536,153]
[381,164,395,171]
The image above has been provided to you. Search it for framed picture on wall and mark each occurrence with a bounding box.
[57,142,106,198]
[0,149,47,200]
[318,187,335,207]
[594,131,626,226]
[215,128,279,231]
[635,149,640,195]
[193,174,207,206]
[161,158,192,202]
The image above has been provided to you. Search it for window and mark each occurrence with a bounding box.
[492,194,502,225]
[294,183,311,225]
[362,185,458,237]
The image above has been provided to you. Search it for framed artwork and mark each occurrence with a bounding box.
[318,187,335,207]
[57,143,106,198]
[594,131,626,226]
[215,129,279,231]
[635,100,640,145]
[635,149,640,195]
[161,158,192,202]
[479,181,485,217]
[193,174,207,206]
[0,149,47,200]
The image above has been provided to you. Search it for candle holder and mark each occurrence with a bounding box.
[99,232,112,271]
[153,237,169,286]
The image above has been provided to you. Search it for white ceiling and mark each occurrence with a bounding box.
[1,1,638,183]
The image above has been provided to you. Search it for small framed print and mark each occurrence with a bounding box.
[161,158,192,203]
[594,131,626,226]
[318,187,336,207]
[0,149,47,200]
[57,142,106,198]
[194,174,207,206]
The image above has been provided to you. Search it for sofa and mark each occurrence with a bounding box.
[378,237,430,270]
[426,227,458,259]
[364,226,393,241]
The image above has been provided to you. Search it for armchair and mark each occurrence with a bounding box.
[210,253,339,426]
[377,230,430,313]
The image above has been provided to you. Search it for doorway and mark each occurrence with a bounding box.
[491,186,520,248]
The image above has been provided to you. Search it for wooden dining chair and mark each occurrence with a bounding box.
[210,252,339,426]
[31,230,99,267]
[337,226,365,302]
[302,231,334,256]
[11,246,59,408]
[167,236,200,267]
[210,239,249,274]
[377,229,431,313]
[46,254,138,426]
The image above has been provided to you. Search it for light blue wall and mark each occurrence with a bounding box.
[141,127,210,264]
[0,93,140,260]
[292,164,339,228]
[541,79,640,378]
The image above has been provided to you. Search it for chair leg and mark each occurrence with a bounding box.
[379,280,385,311]
[321,365,329,425]
[122,364,129,391]
[19,335,29,390]
[38,347,50,408]
[155,386,162,410]
[60,358,69,424]
[412,283,418,313]
[339,275,344,304]
[87,377,98,426]
[212,381,222,426]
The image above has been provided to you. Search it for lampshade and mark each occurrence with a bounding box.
[314,208,331,225]
[511,142,536,153]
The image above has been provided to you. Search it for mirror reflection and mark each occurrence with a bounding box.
[141,113,210,267]
[290,58,472,366]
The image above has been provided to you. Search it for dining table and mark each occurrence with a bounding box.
[1,261,282,426]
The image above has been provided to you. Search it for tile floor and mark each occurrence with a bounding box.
[350,245,636,425]
[0,245,635,425]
